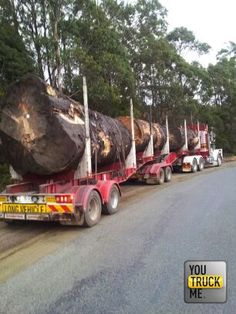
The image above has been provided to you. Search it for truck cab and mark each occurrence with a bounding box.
[180,123,223,172]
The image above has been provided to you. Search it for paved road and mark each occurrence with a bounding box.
[0,163,236,314]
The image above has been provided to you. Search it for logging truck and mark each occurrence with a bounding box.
[0,77,223,227]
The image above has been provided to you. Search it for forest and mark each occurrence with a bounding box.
[0,0,236,156]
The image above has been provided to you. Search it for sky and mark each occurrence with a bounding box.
[127,0,236,67]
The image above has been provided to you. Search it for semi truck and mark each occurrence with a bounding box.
[0,78,223,227]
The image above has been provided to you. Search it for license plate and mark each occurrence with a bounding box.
[5,213,25,220]
[26,214,49,220]
[2,203,48,214]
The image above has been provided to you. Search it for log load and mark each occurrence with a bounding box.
[117,116,166,152]
[0,74,199,176]
[117,117,198,152]
[162,126,199,151]
[0,75,132,176]
[165,126,185,152]
[187,129,199,150]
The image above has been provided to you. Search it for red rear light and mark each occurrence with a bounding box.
[55,194,73,203]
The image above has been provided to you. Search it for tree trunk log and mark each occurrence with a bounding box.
[0,74,131,175]
[117,117,198,152]
[117,117,166,152]
[0,74,199,176]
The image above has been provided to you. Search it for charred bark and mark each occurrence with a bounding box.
[117,117,166,152]
[187,129,199,150]
[165,127,185,152]
[117,117,198,152]
[117,117,151,152]
[0,74,131,176]
[0,75,199,177]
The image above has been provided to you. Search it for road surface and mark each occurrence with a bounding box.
[0,162,236,314]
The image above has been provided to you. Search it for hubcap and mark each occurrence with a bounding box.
[167,169,171,179]
[88,198,99,221]
[160,171,164,182]
[110,190,119,209]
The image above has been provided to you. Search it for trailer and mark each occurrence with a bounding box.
[0,78,222,227]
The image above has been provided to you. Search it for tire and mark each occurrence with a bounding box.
[164,167,172,182]
[191,158,198,173]
[216,155,222,167]
[157,168,165,185]
[146,168,165,185]
[83,190,102,227]
[198,158,204,171]
[102,185,120,215]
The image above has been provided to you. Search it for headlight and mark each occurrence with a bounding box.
[32,196,39,203]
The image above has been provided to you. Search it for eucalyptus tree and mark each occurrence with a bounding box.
[2,0,74,89]
[167,27,210,55]
[0,1,33,94]
[207,56,236,152]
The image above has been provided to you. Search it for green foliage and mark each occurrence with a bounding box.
[0,164,11,192]
[202,57,236,153]
[217,41,236,60]
[68,0,136,116]
[167,27,210,55]
[0,20,33,93]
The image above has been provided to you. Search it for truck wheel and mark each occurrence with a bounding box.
[157,168,165,185]
[198,158,204,171]
[146,168,165,185]
[83,190,102,227]
[164,167,172,182]
[217,155,222,167]
[191,158,198,173]
[103,185,120,215]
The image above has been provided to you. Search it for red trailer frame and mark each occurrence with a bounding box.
[0,132,176,226]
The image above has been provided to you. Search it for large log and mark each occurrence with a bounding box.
[117,117,198,152]
[117,116,166,152]
[0,74,199,177]
[162,126,199,151]
[0,74,132,176]
[166,126,185,151]
[117,116,150,152]
[187,129,199,150]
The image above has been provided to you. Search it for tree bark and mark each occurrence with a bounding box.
[0,75,199,176]
[117,116,166,152]
[0,74,131,176]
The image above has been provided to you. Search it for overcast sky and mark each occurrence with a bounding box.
[127,0,236,67]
